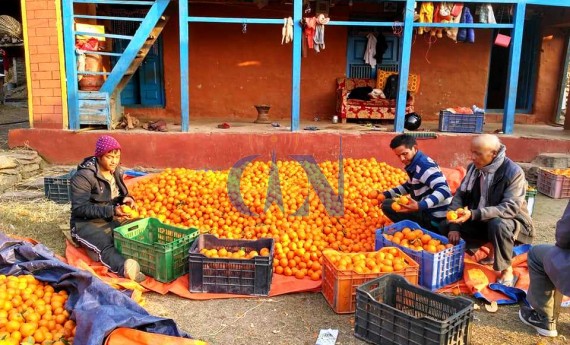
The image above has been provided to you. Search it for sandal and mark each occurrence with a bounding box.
[479,257,495,266]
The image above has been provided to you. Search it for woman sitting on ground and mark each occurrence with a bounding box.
[69,135,145,282]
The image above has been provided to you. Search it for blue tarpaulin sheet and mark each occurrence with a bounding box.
[0,233,190,345]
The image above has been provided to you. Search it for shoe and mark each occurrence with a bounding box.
[519,305,558,337]
[123,259,146,283]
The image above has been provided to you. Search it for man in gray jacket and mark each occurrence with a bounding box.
[441,134,534,286]
[519,201,570,337]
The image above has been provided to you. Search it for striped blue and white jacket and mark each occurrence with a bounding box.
[383,150,452,221]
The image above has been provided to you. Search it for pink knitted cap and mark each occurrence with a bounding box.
[94,135,121,157]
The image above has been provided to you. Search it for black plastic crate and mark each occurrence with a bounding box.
[188,234,274,295]
[43,170,76,203]
[355,275,473,345]
[438,111,484,133]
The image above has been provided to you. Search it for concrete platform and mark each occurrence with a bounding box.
[8,120,570,169]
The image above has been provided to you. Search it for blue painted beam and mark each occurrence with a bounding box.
[73,0,155,4]
[187,17,282,25]
[74,15,145,22]
[326,21,399,27]
[100,0,169,94]
[62,0,79,129]
[291,0,302,132]
[394,0,415,133]
[524,0,570,6]
[180,0,189,132]
[74,31,134,40]
[503,2,526,134]
[413,23,514,29]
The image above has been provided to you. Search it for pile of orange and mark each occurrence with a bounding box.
[549,168,570,177]
[324,247,410,274]
[383,227,454,253]
[0,275,75,345]
[129,158,408,280]
[199,247,270,259]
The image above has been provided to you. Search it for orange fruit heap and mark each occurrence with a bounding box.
[324,247,409,274]
[550,168,570,177]
[199,247,270,259]
[383,227,454,253]
[0,275,75,345]
[129,158,408,280]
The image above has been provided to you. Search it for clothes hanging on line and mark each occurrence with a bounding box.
[374,33,388,64]
[417,1,434,35]
[457,6,475,43]
[282,17,293,44]
[479,3,496,24]
[364,33,377,66]
[314,24,325,52]
[446,3,464,42]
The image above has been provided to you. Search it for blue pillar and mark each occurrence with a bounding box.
[291,0,302,132]
[180,0,190,132]
[61,0,78,130]
[394,0,415,133]
[503,2,526,134]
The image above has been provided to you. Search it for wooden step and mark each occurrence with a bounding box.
[78,91,110,128]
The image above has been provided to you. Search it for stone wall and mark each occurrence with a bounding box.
[0,150,45,193]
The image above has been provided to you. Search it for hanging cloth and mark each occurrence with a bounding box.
[457,6,475,43]
[374,33,388,64]
[282,17,293,44]
[446,3,464,42]
[479,4,497,24]
[417,2,434,35]
[304,17,317,49]
[364,33,377,66]
[314,24,325,52]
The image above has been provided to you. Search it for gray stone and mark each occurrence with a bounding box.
[20,170,39,180]
[532,153,570,169]
[21,163,40,173]
[0,156,18,169]
[0,190,46,202]
[0,168,19,175]
[9,150,39,161]
[0,174,20,193]
[19,177,45,190]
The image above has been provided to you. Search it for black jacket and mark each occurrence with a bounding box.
[70,156,129,229]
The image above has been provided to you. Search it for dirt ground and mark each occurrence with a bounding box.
[1,104,570,345]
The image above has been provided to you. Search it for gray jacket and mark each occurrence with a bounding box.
[449,149,534,243]
[544,201,570,296]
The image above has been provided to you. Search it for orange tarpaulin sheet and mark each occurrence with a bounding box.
[65,241,321,300]
[106,328,207,345]
[441,166,467,195]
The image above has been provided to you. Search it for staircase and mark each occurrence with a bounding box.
[62,0,171,129]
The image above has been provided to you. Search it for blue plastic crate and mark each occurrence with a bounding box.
[375,220,465,291]
[438,111,484,133]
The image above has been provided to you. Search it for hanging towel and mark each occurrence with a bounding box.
[457,6,475,43]
[446,3,464,41]
[314,24,325,52]
[282,17,293,44]
[479,4,496,24]
[418,2,434,35]
[364,33,377,66]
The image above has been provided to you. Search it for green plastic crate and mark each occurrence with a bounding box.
[113,218,199,283]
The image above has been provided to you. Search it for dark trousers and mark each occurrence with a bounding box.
[71,219,126,275]
[527,244,563,321]
[381,199,439,232]
[440,218,516,272]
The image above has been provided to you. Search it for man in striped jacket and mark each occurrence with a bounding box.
[381,134,453,232]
